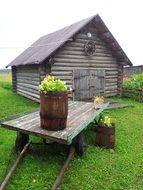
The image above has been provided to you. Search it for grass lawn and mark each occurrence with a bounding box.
[0,73,143,190]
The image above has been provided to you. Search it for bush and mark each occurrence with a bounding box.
[123,73,143,101]
[123,73,143,90]
[0,72,12,90]
[0,81,12,90]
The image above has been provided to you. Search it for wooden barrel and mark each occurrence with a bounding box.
[95,126,115,148]
[40,92,68,131]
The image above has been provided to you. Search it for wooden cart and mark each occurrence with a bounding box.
[1,101,108,156]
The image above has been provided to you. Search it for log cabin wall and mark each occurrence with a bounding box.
[51,22,120,98]
[16,64,41,102]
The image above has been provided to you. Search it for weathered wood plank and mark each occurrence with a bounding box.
[17,85,40,95]
[17,89,40,99]
[105,85,117,90]
[17,92,40,102]
[52,66,117,71]
[66,42,110,50]
[67,103,109,144]
[56,49,112,56]
[51,75,73,80]
[17,82,39,90]
[51,71,73,75]
[17,68,39,74]
[53,63,118,69]
[62,46,112,54]
[1,102,109,145]
[17,76,40,82]
[17,79,39,85]
[55,54,116,61]
[54,58,117,64]
[17,73,39,77]
[12,66,17,93]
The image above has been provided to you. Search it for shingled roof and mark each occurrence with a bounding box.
[7,14,132,67]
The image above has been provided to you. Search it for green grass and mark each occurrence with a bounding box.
[0,72,12,90]
[0,77,143,189]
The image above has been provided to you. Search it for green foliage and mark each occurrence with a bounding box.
[123,74,143,101]
[123,73,143,90]
[39,75,68,92]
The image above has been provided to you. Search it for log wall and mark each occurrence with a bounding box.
[16,65,40,102]
[51,24,120,98]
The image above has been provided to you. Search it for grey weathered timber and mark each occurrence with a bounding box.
[117,64,123,95]
[74,69,105,100]
[12,66,17,92]
[15,65,40,100]
[1,101,109,145]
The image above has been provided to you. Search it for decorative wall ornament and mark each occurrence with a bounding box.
[84,40,96,56]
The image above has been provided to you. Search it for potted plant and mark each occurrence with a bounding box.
[93,96,104,110]
[39,75,68,131]
[95,114,115,148]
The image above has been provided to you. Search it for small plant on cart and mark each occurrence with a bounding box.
[39,75,68,93]
[93,96,104,109]
[95,114,115,127]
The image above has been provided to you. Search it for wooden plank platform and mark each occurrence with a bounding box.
[1,101,109,145]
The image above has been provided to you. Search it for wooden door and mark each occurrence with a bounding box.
[74,69,105,101]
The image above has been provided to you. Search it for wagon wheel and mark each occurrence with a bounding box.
[75,133,85,157]
[15,132,29,152]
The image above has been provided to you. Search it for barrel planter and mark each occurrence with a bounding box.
[40,92,68,131]
[95,126,115,148]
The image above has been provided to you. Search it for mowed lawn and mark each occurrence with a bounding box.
[0,73,143,190]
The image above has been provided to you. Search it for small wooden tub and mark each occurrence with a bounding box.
[95,126,115,148]
[40,92,68,131]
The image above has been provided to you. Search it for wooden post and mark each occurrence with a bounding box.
[0,141,31,190]
[51,146,75,190]
[12,66,17,93]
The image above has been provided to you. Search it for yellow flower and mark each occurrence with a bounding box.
[47,75,55,82]
[94,96,104,104]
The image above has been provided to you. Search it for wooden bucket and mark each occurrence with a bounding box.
[40,92,68,131]
[95,126,115,148]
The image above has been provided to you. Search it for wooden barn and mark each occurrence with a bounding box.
[7,14,132,102]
